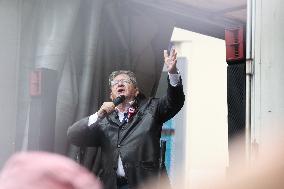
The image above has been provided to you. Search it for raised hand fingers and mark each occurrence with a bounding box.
[171,50,177,61]
[170,47,174,57]
[164,49,176,61]
[163,48,178,73]
[164,50,169,59]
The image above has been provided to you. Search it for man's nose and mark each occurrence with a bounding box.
[117,80,125,85]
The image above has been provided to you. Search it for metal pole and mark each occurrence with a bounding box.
[245,0,255,164]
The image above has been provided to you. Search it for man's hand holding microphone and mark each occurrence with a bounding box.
[97,95,126,118]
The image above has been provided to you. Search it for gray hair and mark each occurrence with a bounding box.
[108,70,137,87]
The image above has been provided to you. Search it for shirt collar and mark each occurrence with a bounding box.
[115,100,134,113]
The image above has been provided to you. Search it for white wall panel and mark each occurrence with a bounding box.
[253,0,284,148]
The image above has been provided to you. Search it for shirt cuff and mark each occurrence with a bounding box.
[88,113,98,126]
[168,71,181,87]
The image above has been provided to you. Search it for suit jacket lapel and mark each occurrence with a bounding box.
[118,96,149,144]
[107,111,121,127]
[118,111,143,144]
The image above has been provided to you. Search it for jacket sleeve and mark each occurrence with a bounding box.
[67,117,102,147]
[155,76,185,123]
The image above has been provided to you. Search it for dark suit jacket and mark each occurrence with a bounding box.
[67,78,185,189]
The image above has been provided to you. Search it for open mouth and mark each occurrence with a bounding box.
[117,88,125,94]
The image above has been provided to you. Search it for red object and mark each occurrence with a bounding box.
[127,107,136,119]
[30,70,42,97]
[225,26,245,63]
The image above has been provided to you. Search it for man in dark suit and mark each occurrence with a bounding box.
[68,48,185,189]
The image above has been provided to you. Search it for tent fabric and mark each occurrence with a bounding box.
[14,0,174,172]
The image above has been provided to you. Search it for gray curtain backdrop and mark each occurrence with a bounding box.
[13,0,174,170]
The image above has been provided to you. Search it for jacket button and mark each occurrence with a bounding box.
[117,144,121,148]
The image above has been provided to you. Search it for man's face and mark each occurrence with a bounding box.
[110,74,138,101]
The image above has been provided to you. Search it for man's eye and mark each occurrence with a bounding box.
[111,79,131,86]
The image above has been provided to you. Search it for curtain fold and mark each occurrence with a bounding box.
[16,0,81,151]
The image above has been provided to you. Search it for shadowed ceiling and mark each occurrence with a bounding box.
[128,0,246,39]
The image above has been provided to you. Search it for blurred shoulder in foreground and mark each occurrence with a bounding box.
[0,152,101,189]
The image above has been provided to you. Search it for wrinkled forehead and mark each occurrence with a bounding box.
[113,74,130,81]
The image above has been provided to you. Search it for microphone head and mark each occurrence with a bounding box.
[113,95,126,106]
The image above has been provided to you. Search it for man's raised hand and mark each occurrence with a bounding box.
[164,47,178,74]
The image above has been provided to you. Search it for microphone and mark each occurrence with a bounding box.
[97,95,126,119]
[113,95,125,120]
[113,95,126,106]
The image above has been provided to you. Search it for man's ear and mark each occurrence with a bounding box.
[135,88,139,97]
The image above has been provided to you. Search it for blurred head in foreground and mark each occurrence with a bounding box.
[0,152,101,189]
